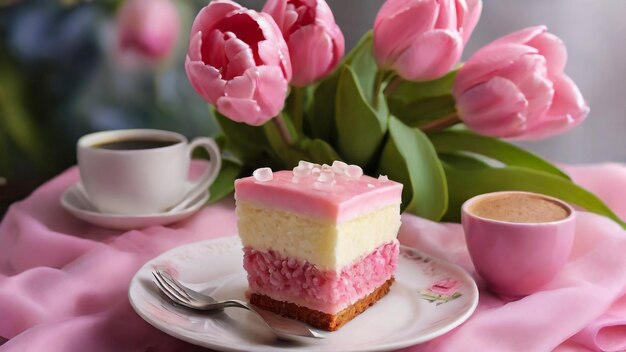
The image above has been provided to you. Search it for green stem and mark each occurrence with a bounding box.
[372,69,386,109]
[384,75,403,99]
[272,113,294,146]
[291,86,305,135]
[419,114,462,132]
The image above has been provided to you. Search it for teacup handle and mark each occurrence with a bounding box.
[170,137,221,213]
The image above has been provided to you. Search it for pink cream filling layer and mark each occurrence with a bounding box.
[243,240,399,314]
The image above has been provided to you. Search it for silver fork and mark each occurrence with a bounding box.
[151,268,325,341]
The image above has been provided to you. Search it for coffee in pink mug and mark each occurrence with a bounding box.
[462,191,576,296]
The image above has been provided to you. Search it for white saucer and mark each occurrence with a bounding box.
[129,237,479,352]
[60,183,209,231]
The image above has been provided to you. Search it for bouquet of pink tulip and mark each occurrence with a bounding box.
[185,0,625,228]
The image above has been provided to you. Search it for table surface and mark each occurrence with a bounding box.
[1,163,626,352]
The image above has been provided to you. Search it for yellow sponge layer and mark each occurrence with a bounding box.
[237,202,400,270]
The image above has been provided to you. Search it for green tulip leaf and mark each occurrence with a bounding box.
[282,86,310,136]
[307,31,374,142]
[430,130,570,179]
[379,116,448,220]
[215,110,288,172]
[386,69,458,127]
[297,138,341,165]
[262,118,290,164]
[441,162,626,229]
[335,66,387,166]
[346,32,378,104]
[389,95,457,127]
[387,69,458,105]
[308,73,339,142]
[439,152,490,170]
[214,110,269,162]
[344,31,374,65]
[262,115,340,167]
[208,158,242,204]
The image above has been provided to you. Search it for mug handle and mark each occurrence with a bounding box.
[170,137,221,212]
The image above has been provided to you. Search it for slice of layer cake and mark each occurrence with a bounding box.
[235,160,403,331]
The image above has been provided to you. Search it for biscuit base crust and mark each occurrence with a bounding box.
[249,277,394,331]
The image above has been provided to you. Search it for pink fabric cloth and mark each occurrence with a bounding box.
[1,162,625,351]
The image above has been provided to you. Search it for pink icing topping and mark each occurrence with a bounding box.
[235,169,403,223]
[243,241,399,314]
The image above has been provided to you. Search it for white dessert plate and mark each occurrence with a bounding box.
[60,182,209,231]
[129,236,479,352]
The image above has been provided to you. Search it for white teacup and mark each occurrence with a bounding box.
[77,129,221,215]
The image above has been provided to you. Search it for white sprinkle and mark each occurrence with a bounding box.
[378,174,389,182]
[253,167,273,182]
[346,164,363,179]
[292,165,311,177]
[331,160,348,175]
[317,169,335,183]
[298,160,314,169]
[292,165,311,183]
[312,166,321,174]
[367,183,375,188]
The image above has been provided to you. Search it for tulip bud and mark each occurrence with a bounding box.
[373,0,482,81]
[453,26,589,140]
[118,0,180,60]
[263,0,345,87]
[185,0,292,126]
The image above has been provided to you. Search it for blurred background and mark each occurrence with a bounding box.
[1,0,625,214]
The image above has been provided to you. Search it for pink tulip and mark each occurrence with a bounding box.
[185,0,292,126]
[263,0,345,86]
[373,0,482,81]
[454,26,589,140]
[118,0,180,60]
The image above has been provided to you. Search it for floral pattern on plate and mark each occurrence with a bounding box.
[419,278,463,306]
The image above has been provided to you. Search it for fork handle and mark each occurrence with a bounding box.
[211,300,279,330]
[220,300,321,337]
[215,300,258,312]
[204,300,262,316]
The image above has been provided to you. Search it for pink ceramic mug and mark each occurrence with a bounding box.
[462,191,576,296]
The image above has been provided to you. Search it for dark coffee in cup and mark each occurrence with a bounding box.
[93,139,179,150]
[468,193,569,223]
